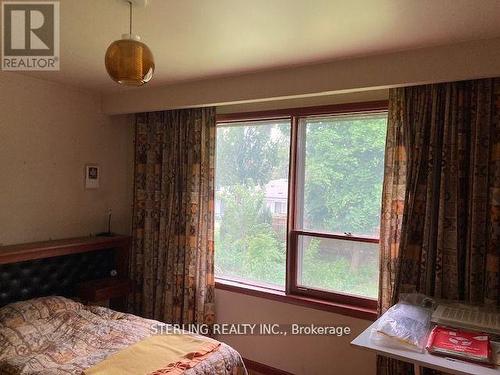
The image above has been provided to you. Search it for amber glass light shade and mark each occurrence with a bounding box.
[105,35,154,86]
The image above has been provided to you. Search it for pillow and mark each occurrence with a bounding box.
[0,296,83,327]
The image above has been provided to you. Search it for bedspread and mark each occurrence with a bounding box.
[0,297,246,375]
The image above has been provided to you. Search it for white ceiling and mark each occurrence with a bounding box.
[19,0,500,93]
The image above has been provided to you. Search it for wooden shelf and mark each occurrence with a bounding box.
[0,235,131,281]
[0,235,131,265]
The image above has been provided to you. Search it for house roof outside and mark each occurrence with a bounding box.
[264,179,288,201]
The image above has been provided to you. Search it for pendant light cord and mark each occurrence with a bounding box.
[128,1,133,35]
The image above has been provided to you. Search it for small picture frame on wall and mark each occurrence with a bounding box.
[85,164,100,189]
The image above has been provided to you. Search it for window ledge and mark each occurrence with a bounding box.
[215,279,377,321]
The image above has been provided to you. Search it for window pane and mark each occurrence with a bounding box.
[215,120,290,289]
[297,235,379,298]
[298,114,387,237]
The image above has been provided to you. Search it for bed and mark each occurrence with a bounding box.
[0,236,246,375]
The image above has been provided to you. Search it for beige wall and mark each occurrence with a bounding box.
[215,289,376,375]
[0,72,134,246]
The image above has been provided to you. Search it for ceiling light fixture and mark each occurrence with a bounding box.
[105,0,154,86]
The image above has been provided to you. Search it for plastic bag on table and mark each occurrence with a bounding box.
[370,293,434,352]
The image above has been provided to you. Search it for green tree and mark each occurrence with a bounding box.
[216,124,288,188]
[303,116,386,235]
[215,184,286,286]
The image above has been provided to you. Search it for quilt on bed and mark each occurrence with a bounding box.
[0,296,246,375]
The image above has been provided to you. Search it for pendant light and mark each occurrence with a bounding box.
[105,0,154,86]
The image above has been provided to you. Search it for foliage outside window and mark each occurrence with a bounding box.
[215,105,387,305]
[215,121,290,288]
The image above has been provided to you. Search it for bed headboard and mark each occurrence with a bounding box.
[0,236,131,307]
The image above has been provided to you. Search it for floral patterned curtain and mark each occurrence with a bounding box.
[378,79,500,375]
[129,107,216,326]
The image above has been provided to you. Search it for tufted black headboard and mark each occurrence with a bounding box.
[0,235,131,307]
[0,249,115,307]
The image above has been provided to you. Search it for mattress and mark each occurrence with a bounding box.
[0,296,246,375]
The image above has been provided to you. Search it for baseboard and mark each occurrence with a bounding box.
[243,357,295,375]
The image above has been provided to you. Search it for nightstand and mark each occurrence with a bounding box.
[77,277,132,312]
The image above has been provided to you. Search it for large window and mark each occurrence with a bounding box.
[215,102,387,309]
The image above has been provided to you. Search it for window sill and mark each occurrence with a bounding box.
[215,279,377,321]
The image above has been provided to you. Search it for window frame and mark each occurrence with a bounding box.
[215,100,388,319]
